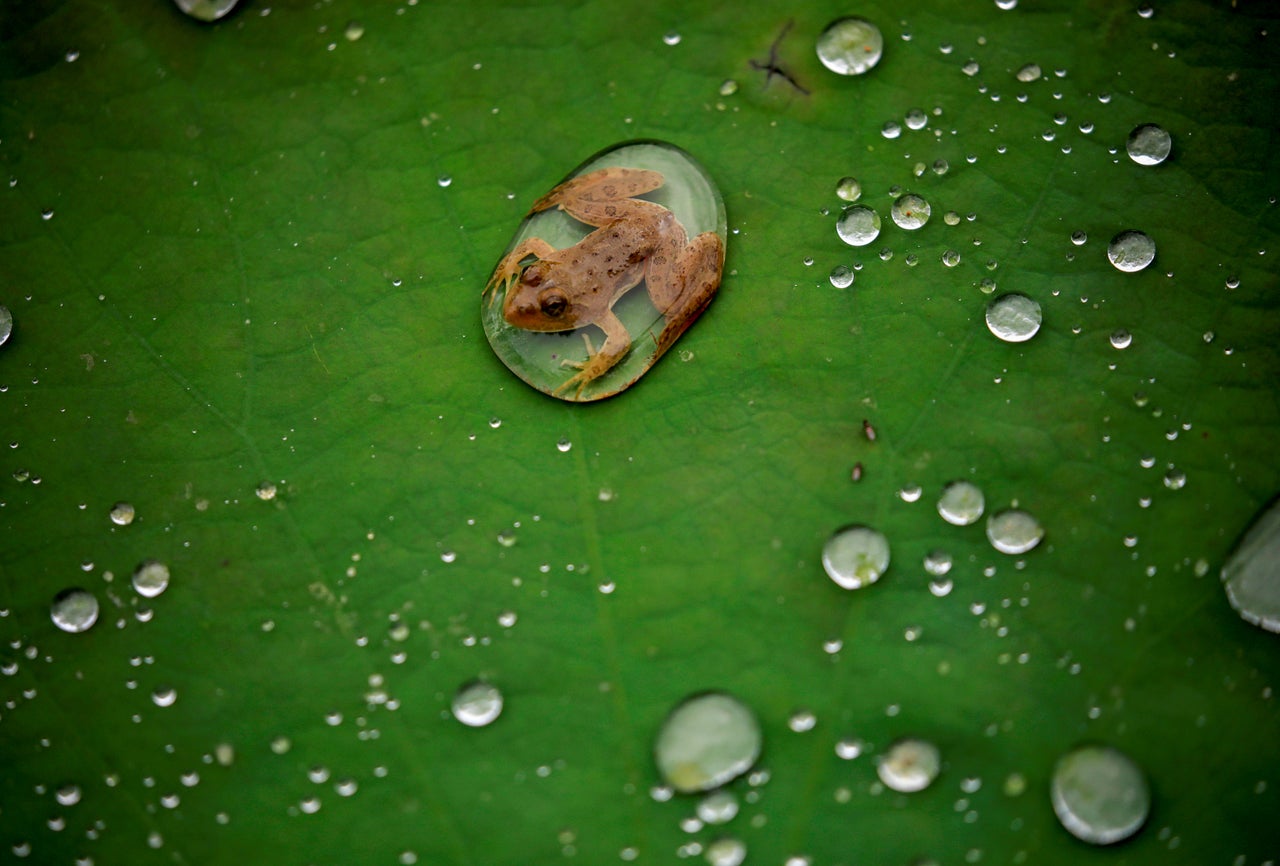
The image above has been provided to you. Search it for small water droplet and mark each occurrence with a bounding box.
[941,249,961,267]
[152,686,178,707]
[962,60,981,76]
[50,588,98,633]
[451,680,503,727]
[132,560,170,598]
[172,0,240,22]
[828,265,856,289]
[835,176,862,202]
[704,837,747,866]
[822,525,891,590]
[697,790,739,825]
[1016,63,1042,83]
[878,738,941,792]
[1109,329,1133,349]
[254,481,277,501]
[837,205,881,247]
[787,710,817,732]
[986,509,1044,554]
[985,294,1042,342]
[924,549,953,576]
[1126,124,1172,166]
[653,692,761,793]
[109,501,136,526]
[881,121,903,139]
[662,31,682,46]
[437,175,452,188]
[0,306,12,348]
[1107,231,1156,272]
[1163,468,1186,490]
[1051,744,1150,844]
[718,79,738,96]
[343,20,364,41]
[938,481,985,526]
[891,194,931,230]
[556,438,572,453]
[815,17,884,76]
[904,108,929,130]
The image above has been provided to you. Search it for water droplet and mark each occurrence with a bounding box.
[1015,63,1042,83]
[1051,745,1150,845]
[891,194,931,230]
[933,159,950,176]
[899,484,922,502]
[941,249,961,267]
[662,31,682,46]
[718,79,738,97]
[334,778,358,797]
[696,790,739,825]
[985,293,1042,342]
[556,438,572,453]
[986,509,1044,554]
[109,501,135,526]
[254,481,277,501]
[496,529,517,547]
[929,577,954,597]
[835,737,864,759]
[788,710,817,732]
[938,481,985,526]
[881,121,902,139]
[152,686,178,707]
[924,550,953,575]
[653,691,761,793]
[828,265,856,289]
[1220,494,1280,633]
[904,108,929,130]
[0,306,12,348]
[343,20,364,41]
[1107,231,1156,272]
[50,589,98,633]
[172,0,239,22]
[498,610,518,628]
[815,17,884,76]
[1163,468,1186,490]
[1126,124,1172,166]
[1137,4,1154,17]
[835,176,862,202]
[877,738,941,792]
[437,175,452,188]
[836,205,882,247]
[451,680,503,727]
[996,0,1018,10]
[132,560,170,598]
[1070,230,1088,246]
[822,525,891,590]
[704,837,747,866]
[55,783,81,806]
[962,61,981,76]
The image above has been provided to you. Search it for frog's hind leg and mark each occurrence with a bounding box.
[530,168,666,228]
[645,225,726,358]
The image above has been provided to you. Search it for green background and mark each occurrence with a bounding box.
[2,1,1278,864]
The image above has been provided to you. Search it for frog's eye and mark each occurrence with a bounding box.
[539,290,568,319]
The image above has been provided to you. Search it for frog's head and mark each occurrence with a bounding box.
[502,261,580,333]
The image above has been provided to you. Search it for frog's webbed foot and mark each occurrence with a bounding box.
[553,316,631,399]
[484,237,558,306]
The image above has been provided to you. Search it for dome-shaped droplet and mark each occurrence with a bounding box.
[923,549,953,576]
[653,691,761,793]
[1125,124,1172,166]
[822,525,891,589]
[0,305,12,348]
[51,588,99,633]
[986,509,1044,554]
[828,265,856,289]
[132,560,170,598]
[109,501,135,526]
[937,481,985,526]
[1107,231,1155,272]
[704,837,747,866]
[451,680,503,727]
[1109,329,1132,350]
[1220,494,1280,633]
[837,205,881,247]
[890,194,931,230]
[877,738,941,792]
[696,790,739,825]
[816,17,884,76]
[1051,744,1150,845]
[834,176,862,202]
[1016,63,1042,83]
[985,293,1042,342]
[172,0,239,22]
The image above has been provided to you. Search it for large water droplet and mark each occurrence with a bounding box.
[172,0,239,22]
[1125,124,1172,166]
[50,588,99,633]
[890,194,931,230]
[837,205,881,247]
[985,294,1042,342]
[1107,231,1156,272]
[653,692,761,793]
[451,680,503,727]
[877,738,941,792]
[0,305,12,348]
[1220,494,1280,633]
[132,560,170,598]
[815,17,884,76]
[986,509,1044,554]
[1051,744,1150,845]
[937,481,985,526]
[822,525,891,589]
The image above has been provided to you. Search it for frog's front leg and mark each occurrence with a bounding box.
[484,237,558,306]
[644,216,726,357]
[553,308,632,398]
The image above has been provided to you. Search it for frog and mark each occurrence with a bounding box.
[484,166,725,398]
